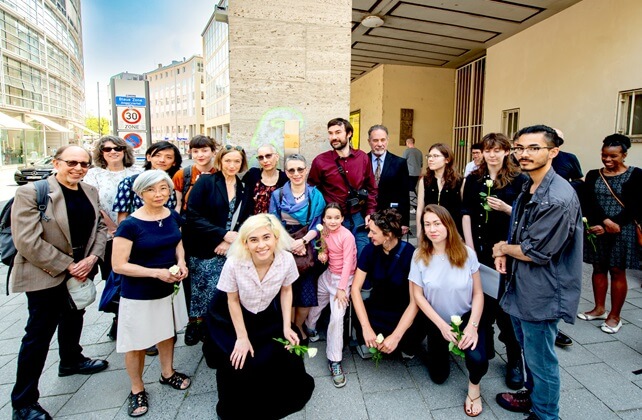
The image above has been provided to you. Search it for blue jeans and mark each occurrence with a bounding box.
[342,211,369,259]
[511,316,560,420]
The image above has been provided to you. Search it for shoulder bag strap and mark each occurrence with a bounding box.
[599,169,625,208]
[334,159,355,193]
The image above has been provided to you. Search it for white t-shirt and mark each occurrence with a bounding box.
[409,246,480,322]
[83,166,142,223]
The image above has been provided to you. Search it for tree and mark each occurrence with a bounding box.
[85,115,110,136]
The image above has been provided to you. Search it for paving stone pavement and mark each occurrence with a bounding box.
[1,215,642,419]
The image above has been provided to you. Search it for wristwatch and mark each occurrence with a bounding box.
[302,238,308,245]
[471,321,479,328]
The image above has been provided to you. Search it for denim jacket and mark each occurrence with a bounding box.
[500,168,583,324]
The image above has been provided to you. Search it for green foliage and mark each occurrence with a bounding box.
[85,115,110,136]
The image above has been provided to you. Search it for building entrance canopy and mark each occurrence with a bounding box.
[26,114,72,133]
[0,111,34,130]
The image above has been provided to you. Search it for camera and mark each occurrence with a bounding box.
[347,188,369,208]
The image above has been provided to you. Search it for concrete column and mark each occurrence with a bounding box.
[228,0,351,162]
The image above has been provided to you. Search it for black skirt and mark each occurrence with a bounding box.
[203,289,315,419]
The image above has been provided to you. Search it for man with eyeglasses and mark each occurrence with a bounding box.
[10,145,109,420]
[366,125,410,234]
[308,118,378,257]
[493,125,582,420]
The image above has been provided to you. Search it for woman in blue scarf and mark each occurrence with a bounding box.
[270,154,326,344]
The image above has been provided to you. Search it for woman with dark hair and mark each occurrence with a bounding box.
[416,143,464,234]
[351,208,424,360]
[113,141,182,223]
[242,144,288,215]
[269,154,325,343]
[410,204,486,417]
[578,134,642,334]
[182,144,251,343]
[461,132,527,389]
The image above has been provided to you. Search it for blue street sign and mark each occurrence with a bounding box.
[115,96,146,107]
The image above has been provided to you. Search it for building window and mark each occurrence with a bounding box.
[502,108,520,138]
[617,89,642,138]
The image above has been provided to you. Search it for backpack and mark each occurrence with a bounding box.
[0,179,51,272]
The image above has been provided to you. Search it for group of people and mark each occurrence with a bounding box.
[8,117,641,420]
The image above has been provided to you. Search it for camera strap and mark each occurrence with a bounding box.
[334,159,358,229]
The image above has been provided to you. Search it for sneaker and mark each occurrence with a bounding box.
[328,361,346,388]
[401,351,415,361]
[496,390,532,413]
[356,344,373,360]
[306,327,320,343]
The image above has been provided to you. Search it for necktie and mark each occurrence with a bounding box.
[375,157,381,185]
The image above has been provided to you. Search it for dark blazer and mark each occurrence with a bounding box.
[185,171,250,259]
[241,167,288,214]
[369,151,410,226]
[10,176,107,293]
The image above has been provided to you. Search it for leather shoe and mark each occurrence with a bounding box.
[505,359,525,390]
[58,358,108,377]
[12,402,52,420]
[496,390,532,413]
[184,321,202,346]
[555,331,573,347]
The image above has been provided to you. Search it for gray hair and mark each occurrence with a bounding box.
[132,169,174,196]
[368,124,389,138]
[257,143,278,155]
[284,153,307,167]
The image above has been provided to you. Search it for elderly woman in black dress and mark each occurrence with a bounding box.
[578,134,642,334]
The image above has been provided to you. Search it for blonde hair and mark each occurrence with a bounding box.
[415,204,467,268]
[227,214,293,261]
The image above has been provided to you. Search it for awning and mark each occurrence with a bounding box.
[69,121,99,136]
[26,114,72,133]
[0,111,34,130]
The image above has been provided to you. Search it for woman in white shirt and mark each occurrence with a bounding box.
[409,204,487,417]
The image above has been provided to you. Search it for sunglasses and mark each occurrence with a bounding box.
[224,145,244,152]
[256,153,274,161]
[101,146,126,153]
[286,167,306,174]
[58,159,91,169]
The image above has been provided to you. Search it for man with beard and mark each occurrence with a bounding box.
[492,125,582,420]
[308,118,378,257]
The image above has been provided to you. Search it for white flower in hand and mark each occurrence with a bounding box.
[169,265,180,275]
[316,224,323,232]
[450,315,463,326]
[485,179,493,188]
[307,347,318,358]
[582,217,588,223]
[375,333,385,344]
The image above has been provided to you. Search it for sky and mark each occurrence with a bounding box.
[82,0,214,117]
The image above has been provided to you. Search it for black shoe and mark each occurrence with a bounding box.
[12,403,52,420]
[184,321,202,346]
[145,345,159,356]
[107,317,118,341]
[58,358,109,377]
[555,331,572,347]
[505,359,525,390]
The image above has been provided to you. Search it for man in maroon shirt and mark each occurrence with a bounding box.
[308,118,378,257]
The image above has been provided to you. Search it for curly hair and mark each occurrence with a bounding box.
[369,208,403,239]
[92,136,135,169]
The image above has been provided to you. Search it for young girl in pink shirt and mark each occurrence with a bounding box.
[305,203,357,388]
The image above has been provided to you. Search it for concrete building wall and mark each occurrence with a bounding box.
[350,65,455,157]
[228,0,351,162]
[484,0,642,169]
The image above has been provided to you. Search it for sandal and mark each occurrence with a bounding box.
[159,371,191,390]
[128,390,148,417]
[464,394,483,417]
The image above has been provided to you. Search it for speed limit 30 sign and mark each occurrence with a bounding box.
[122,108,141,124]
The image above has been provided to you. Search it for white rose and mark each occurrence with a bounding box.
[582,217,588,223]
[169,265,180,275]
[307,347,318,358]
[316,224,324,232]
[450,315,463,326]
[485,179,493,188]
[375,333,385,344]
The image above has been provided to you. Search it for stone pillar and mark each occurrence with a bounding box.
[228,0,351,163]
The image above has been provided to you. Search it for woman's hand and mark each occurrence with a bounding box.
[155,268,182,283]
[283,327,300,347]
[603,218,621,234]
[334,289,349,309]
[230,337,254,370]
[438,321,458,344]
[589,225,605,235]
[487,196,511,214]
[291,239,306,255]
[176,261,189,280]
[381,334,401,354]
[224,231,238,243]
[318,252,328,264]
[458,324,478,351]
[214,241,230,256]
[362,325,378,349]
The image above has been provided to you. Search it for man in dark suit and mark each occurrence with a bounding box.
[367,125,410,233]
[11,145,109,420]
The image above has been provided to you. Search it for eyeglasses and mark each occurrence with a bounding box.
[510,146,554,155]
[286,167,306,174]
[57,159,90,169]
[256,153,274,161]
[426,154,444,159]
[224,144,244,152]
[142,186,171,195]
[101,146,126,153]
